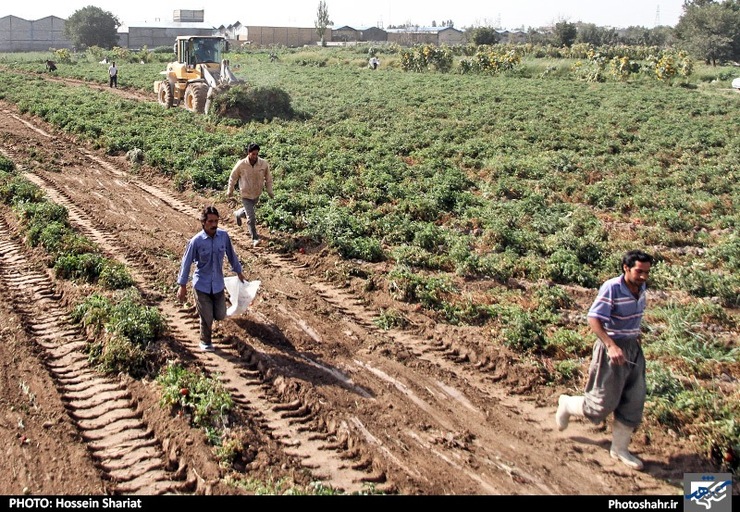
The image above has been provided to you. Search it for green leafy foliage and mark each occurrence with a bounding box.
[53,252,105,282]
[388,265,456,310]
[87,334,147,377]
[0,48,737,471]
[108,298,165,346]
[70,293,112,337]
[209,85,295,122]
[158,363,234,430]
[0,155,15,173]
[64,6,121,50]
[98,261,135,290]
[0,176,45,206]
[71,290,165,376]
[374,308,408,330]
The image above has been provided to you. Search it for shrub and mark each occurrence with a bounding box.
[0,177,44,206]
[158,363,234,430]
[88,334,147,377]
[552,359,583,383]
[15,200,68,225]
[533,283,573,312]
[388,265,456,309]
[98,261,135,290]
[0,155,15,172]
[646,360,684,400]
[209,84,294,122]
[374,308,408,330]
[501,308,547,353]
[70,293,112,337]
[53,252,105,282]
[547,249,599,287]
[545,328,589,358]
[108,296,165,346]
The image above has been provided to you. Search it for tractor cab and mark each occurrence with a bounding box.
[174,36,228,67]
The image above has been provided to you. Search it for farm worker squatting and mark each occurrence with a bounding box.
[555,249,654,470]
[227,142,274,248]
[176,205,246,351]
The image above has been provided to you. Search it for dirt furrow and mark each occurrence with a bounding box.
[0,102,692,496]
[1,131,394,494]
[0,219,194,495]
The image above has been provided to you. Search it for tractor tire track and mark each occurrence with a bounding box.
[1,139,390,494]
[0,218,194,495]
[0,105,686,496]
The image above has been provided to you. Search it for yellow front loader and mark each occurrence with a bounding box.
[153,35,242,114]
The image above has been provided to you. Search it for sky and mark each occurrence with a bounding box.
[1,0,686,30]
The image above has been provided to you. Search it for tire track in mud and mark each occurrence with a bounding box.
[0,109,682,495]
[0,218,194,495]
[254,254,563,493]
[0,138,389,494]
[4,124,564,493]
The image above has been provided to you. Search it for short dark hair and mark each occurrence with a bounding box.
[247,142,260,153]
[622,250,654,270]
[200,205,220,223]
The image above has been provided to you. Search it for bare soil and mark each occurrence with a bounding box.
[0,85,727,496]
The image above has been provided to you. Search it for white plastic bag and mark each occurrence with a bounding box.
[224,277,261,317]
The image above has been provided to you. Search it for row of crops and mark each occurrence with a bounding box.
[0,46,738,472]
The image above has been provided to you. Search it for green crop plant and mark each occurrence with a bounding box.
[158,363,234,431]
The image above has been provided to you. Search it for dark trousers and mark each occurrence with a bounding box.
[195,289,226,344]
[109,75,117,87]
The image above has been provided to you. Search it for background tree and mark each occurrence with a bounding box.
[618,25,671,46]
[315,1,333,47]
[525,27,550,45]
[552,21,578,47]
[575,23,619,46]
[674,0,740,64]
[64,6,120,50]
[468,27,500,45]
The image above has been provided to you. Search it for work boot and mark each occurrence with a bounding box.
[610,420,644,470]
[555,394,584,431]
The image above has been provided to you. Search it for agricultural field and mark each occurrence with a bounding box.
[0,44,737,496]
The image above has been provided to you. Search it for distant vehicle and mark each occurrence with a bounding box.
[732,77,740,90]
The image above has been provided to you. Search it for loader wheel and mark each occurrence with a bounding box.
[157,81,173,108]
[184,83,207,114]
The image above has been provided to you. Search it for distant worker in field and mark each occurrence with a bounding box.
[177,205,246,351]
[45,60,57,72]
[555,249,654,471]
[108,61,118,88]
[227,142,275,248]
[368,56,380,69]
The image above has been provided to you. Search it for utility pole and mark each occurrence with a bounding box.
[654,5,661,27]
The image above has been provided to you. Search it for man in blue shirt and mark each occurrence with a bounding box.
[555,249,654,470]
[177,206,246,351]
